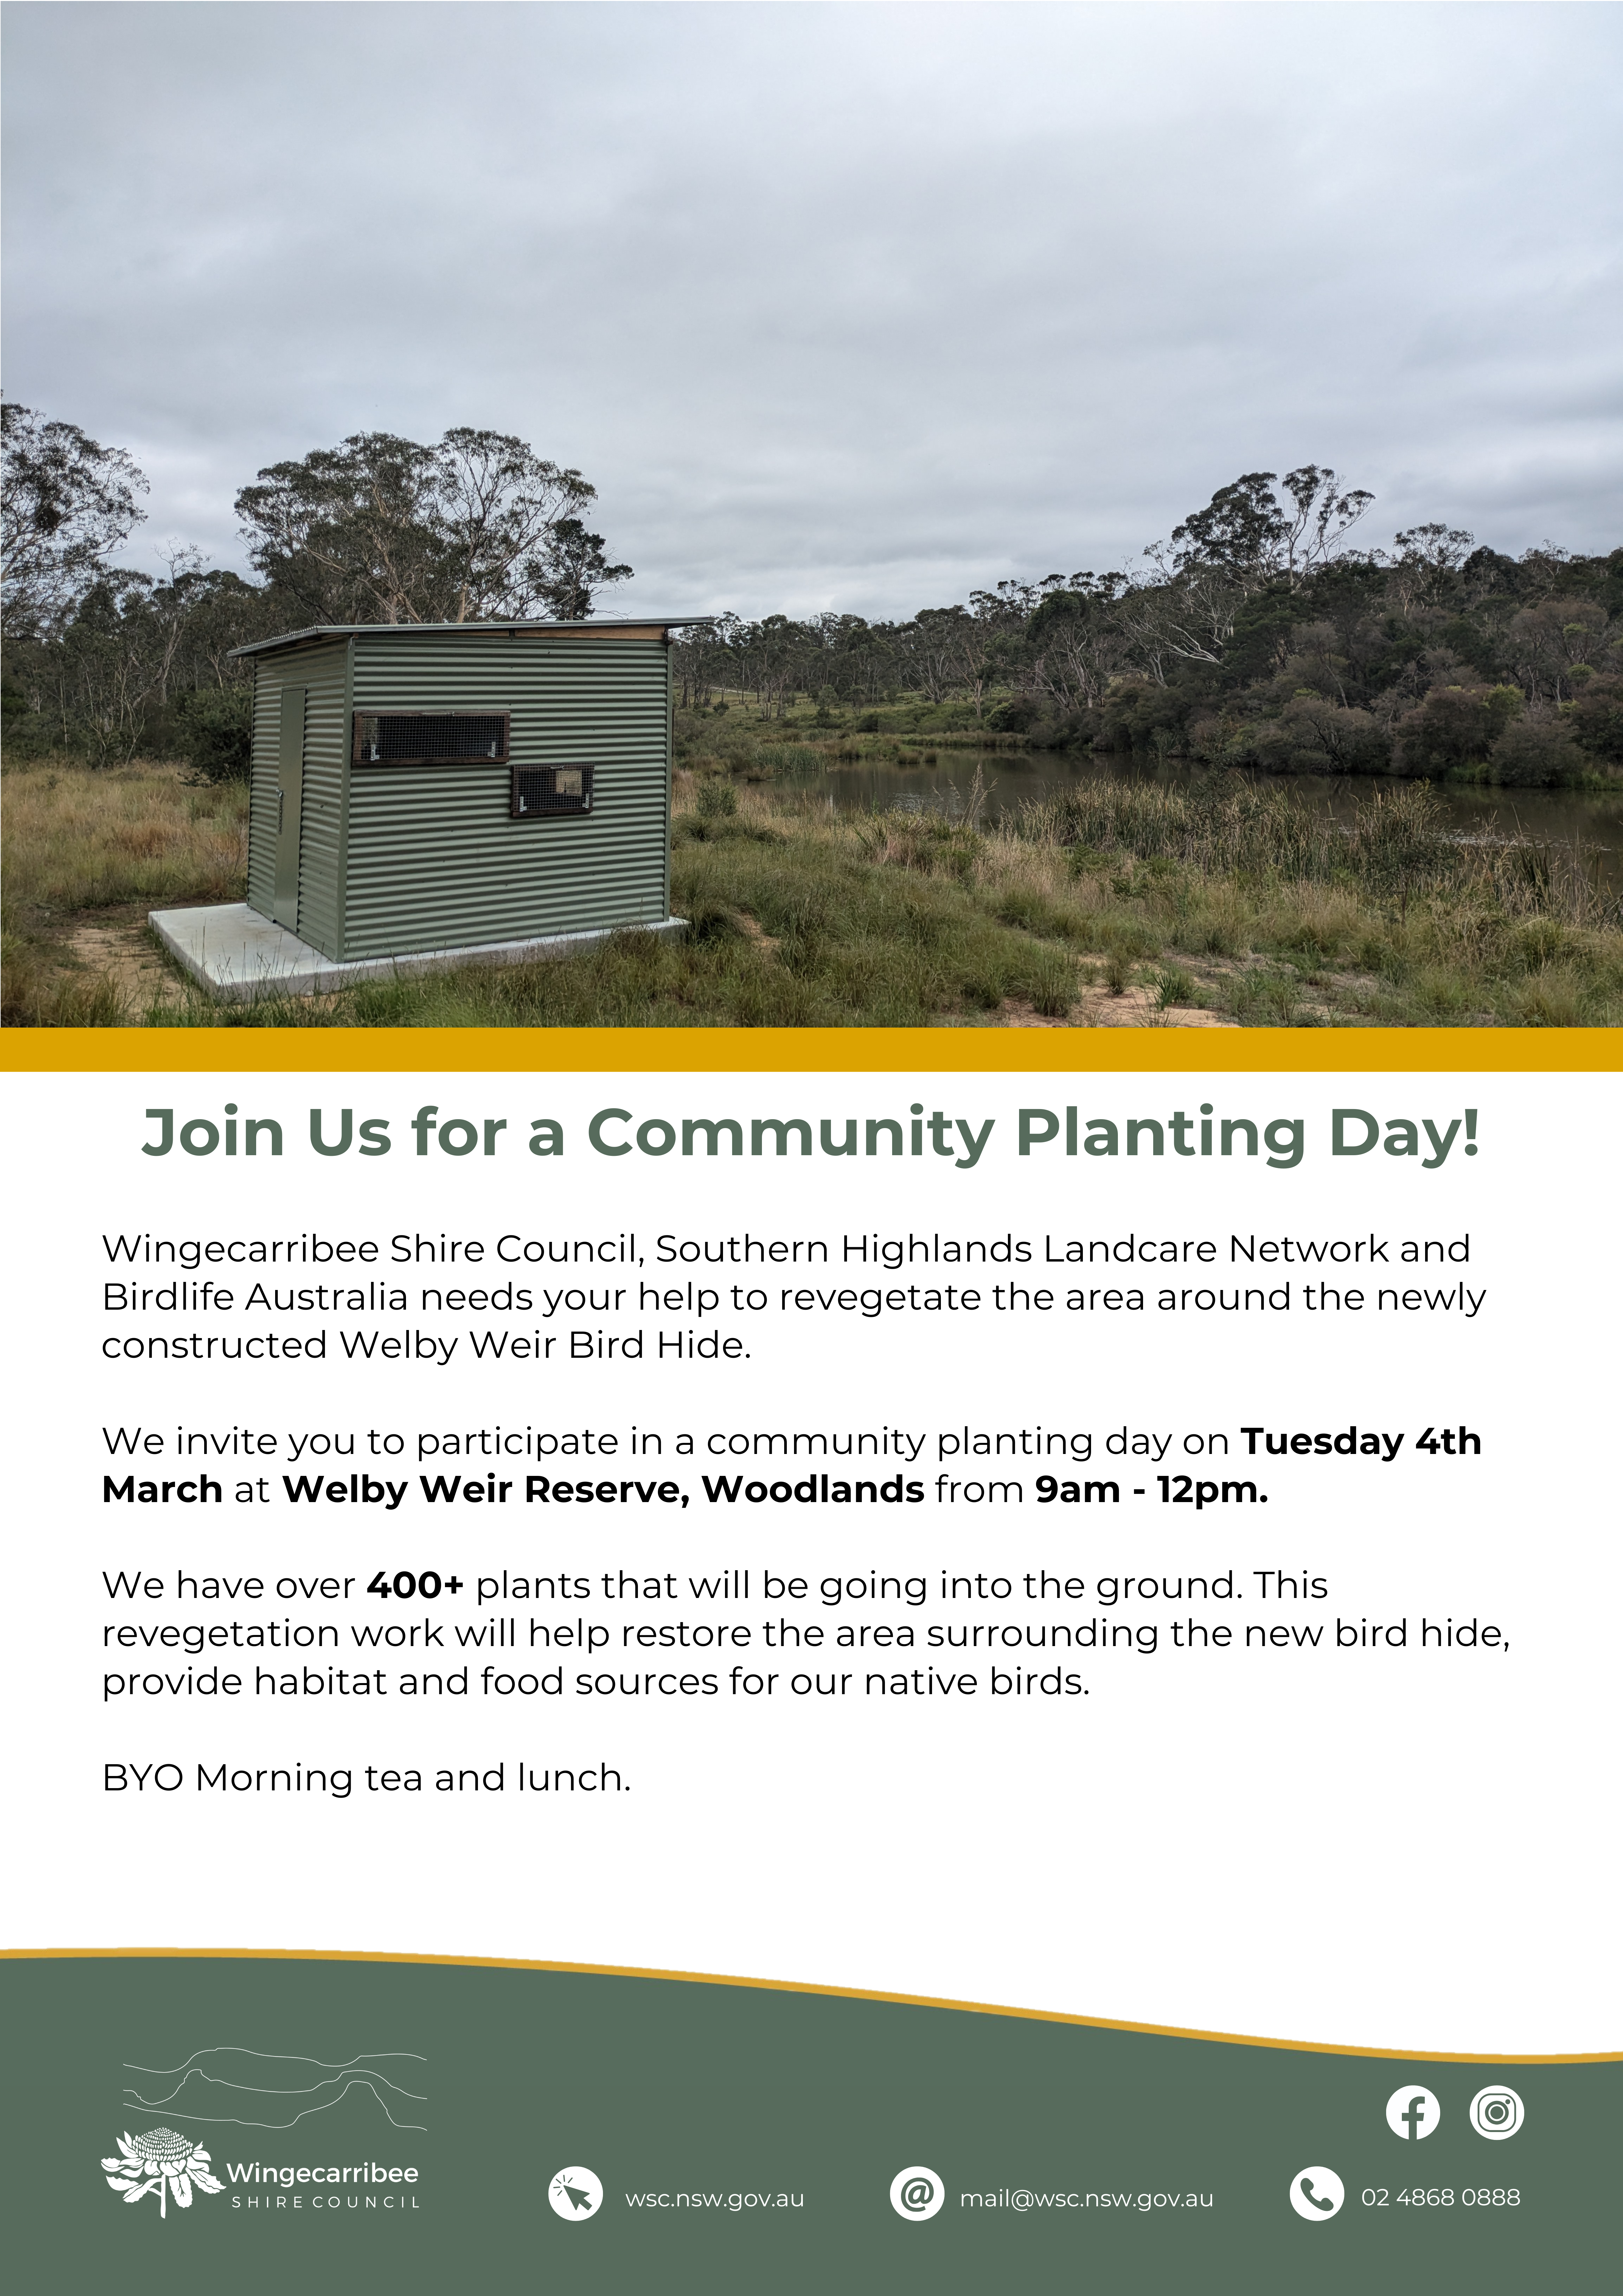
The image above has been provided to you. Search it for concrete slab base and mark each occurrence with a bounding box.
[148,903,687,1004]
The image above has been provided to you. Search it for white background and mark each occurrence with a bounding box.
[4,1068,1615,2056]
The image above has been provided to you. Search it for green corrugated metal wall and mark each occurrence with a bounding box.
[247,628,672,961]
[245,636,349,951]
[346,630,670,960]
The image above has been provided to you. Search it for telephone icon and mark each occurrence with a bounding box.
[1288,2165,1345,2220]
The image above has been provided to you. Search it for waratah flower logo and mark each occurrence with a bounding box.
[102,2127,223,2217]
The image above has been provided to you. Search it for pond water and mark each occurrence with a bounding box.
[806,747,1623,888]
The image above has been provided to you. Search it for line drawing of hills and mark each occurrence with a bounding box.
[121,2047,427,2131]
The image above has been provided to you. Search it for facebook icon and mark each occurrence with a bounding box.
[1385,2085,1442,2140]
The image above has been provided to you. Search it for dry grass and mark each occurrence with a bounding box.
[3,756,249,911]
[2,755,248,1025]
[6,753,1620,1028]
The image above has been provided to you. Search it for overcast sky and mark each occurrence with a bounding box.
[4,1,1621,619]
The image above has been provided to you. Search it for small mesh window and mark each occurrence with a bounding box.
[353,712,509,764]
[511,765,593,819]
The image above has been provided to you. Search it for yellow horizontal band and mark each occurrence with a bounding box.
[2,1947,1614,2063]
[2,1025,1619,1073]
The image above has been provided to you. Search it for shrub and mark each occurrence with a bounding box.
[1095,676,1191,754]
[1396,683,1522,775]
[175,684,254,783]
[694,776,739,818]
[1489,713,1582,787]
[0,688,64,760]
[1280,696,1393,774]
[1560,673,1623,768]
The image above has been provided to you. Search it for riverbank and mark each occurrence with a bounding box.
[5,754,1618,1028]
[690,688,1623,792]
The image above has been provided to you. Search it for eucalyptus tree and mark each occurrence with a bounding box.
[1167,467,1374,591]
[908,605,979,703]
[1120,466,1376,678]
[736,613,813,717]
[1,401,148,639]
[1017,573,1130,712]
[803,613,893,706]
[539,518,633,620]
[234,428,629,626]
[1384,523,1476,616]
[673,611,745,707]
[48,573,169,765]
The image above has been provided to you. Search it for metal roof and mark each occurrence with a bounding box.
[229,616,717,660]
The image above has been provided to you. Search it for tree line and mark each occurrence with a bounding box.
[0,409,631,771]
[3,411,1618,787]
[675,469,1620,787]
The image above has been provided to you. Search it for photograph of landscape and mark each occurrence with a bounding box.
[3,2,1619,1030]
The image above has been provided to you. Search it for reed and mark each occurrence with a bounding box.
[8,755,1620,1028]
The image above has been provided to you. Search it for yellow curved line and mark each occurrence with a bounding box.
[2,1947,1616,2063]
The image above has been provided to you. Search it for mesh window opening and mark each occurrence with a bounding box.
[353,712,509,764]
[512,765,594,819]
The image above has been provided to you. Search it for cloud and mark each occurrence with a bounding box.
[4,1,1620,617]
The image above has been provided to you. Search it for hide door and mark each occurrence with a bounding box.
[273,685,307,931]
